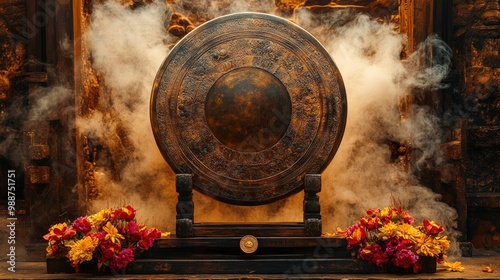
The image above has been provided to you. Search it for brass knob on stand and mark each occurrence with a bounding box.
[240,235,258,254]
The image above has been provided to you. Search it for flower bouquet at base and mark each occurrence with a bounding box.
[43,205,170,273]
[337,206,450,273]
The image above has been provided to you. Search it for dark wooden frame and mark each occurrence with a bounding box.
[175,173,322,238]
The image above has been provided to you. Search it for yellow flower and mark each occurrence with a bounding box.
[103,221,125,244]
[46,243,54,256]
[415,234,442,257]
[395,223,421,242]
[88,208,112,227]
[436,235,450,252]
[378,222,398,240]
[67,235,99,268]
[444,261,465,272]
[380,207,391,219]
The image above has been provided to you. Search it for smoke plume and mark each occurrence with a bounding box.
[81,0,175,228]
[303,11,459,253]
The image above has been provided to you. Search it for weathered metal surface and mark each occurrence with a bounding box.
[151,12,347,205]
[239,235,258,254]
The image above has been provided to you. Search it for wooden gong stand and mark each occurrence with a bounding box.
[175,173,322,238]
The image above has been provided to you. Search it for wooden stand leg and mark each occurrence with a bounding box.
[303,174,321,237]
[176,174,194,237]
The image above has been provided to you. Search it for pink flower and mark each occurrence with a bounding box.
[73,216,92,233]
[392,248,419,270]
[122,221,140,242]
[384,237,411,257]
[109,248,135,271]
[95,230,107,242]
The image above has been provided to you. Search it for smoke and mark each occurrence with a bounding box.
[81,0,175,228]
[298,11,460,253]
[29,85,73,121]
[81,0,459,255]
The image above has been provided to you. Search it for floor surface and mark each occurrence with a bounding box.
[1,250,499,280]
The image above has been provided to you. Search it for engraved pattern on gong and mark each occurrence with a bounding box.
[175,37,321,182]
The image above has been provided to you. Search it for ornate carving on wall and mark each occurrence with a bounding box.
[451,0,500,250]
[0,1,26,127]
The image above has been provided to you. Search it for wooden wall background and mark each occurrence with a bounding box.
[0,0,498,260]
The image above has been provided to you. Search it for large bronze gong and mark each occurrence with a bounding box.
[151,12,347,205]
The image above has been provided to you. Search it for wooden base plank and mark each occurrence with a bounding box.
[192,222,307,237]
[155,236,346,248]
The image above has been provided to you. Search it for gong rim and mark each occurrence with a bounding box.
[151,12,347,205]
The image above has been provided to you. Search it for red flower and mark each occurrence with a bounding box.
[137,228,162,250]
[100,240,121,262]
[359,243,387,267]
[366,208,380,217]
[360,216,381,231]
[423,219,444,235]
[113,205,136,221]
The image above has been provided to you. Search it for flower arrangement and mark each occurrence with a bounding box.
[337,206,450,273]
[43,205,168,272]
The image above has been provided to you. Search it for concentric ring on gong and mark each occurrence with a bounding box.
[151,12,347,205]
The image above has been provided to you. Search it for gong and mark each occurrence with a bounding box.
[151,12,347,205]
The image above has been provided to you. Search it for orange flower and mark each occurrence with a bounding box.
[360,216,381,230]
[346,225,367,245]
[336,227,347,237]
[43,223,76,242]
[483,265,493,273]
